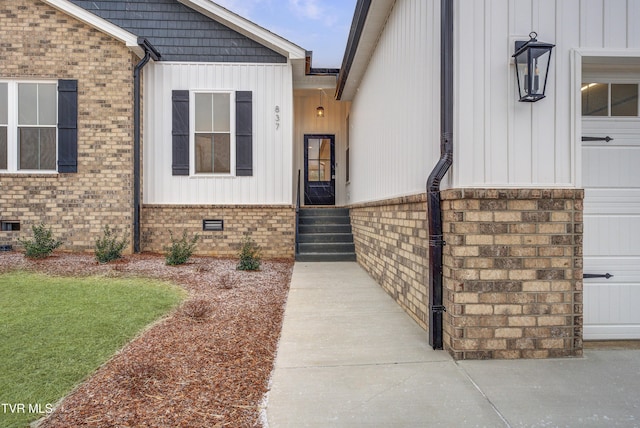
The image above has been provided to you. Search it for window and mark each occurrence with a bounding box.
[0,81,59,172]
[19,83,57,170]
[1,221,20,231]
[172,90,251,177]
[582,82,639,117]
[307,138,332,182]
[345,114,350,183]
[193,92,232,174]
[0,83,7,170]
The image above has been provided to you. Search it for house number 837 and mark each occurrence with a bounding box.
[275,106,280,130]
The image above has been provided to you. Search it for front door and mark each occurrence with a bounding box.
[304,135,335,205]
[582,79,640,339]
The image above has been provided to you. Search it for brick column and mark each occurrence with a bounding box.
[441,189,583,359]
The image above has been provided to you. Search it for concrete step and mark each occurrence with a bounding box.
[296,207,355,262]
[295,252,357,262]
[298,242,356,254]
[298,224,352,234]
[298,215,351,225]
[297,233,354,243]
[299,207,350,217]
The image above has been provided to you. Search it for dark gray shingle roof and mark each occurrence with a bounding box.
[69,0,287,63]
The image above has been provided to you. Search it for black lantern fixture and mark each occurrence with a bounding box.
[512,32,555,102]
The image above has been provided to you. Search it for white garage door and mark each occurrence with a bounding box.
[582,79,640,340]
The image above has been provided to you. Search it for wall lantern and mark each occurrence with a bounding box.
[512,32,555,102]
[316,90,325,118]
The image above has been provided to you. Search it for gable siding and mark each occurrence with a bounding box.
[68,0,287,63]
[454,0,640,188]
[143,62,293,205]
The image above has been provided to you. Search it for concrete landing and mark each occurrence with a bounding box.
[264,262,640,427]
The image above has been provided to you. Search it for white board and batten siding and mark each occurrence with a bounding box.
[143,62,294,205]
[454,0,640,188]
[347,0,441,205]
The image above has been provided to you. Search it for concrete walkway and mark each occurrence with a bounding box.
[264,262,640,427]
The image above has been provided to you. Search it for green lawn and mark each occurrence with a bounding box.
[0,272,185,428]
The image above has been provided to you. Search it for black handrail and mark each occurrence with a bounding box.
[295,169,301,255]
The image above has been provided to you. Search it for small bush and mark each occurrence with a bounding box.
[115,358,164,395]
[164,230,199,266]
[95,225,128,263]
[218,272,236,290]
[237,235,261,271]
[18,223,64,259]
[179,298,213,321]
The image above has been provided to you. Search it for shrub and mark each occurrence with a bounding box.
[95,225,128,263]
[164,230,199,266]
[179,298,213,321]
[237,235,261,271]
[218,272,236,290]
[18,223,64,259]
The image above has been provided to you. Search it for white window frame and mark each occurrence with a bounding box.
[0,80,58,174]
[189,90,236,177]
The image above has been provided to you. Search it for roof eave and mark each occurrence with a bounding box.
[178,0,307,60]
[336,0,396,101]
[41,0,144,58]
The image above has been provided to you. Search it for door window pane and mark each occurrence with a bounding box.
[611,84,638,116]
[582,83,608,116]
[19,127,56,170]
[307,138,331,182]
[307,139,320,160]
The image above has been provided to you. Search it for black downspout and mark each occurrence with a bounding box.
[133,38,160,253]
[427,0,454,350]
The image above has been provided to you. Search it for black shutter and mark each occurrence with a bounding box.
[235,91,253,176]
[172,90,189,176]
[58,79,78,173]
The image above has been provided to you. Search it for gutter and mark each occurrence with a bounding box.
[133,37,161,253]
[335,0,372,100]
[426,0,454,349]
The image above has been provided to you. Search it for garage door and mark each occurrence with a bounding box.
[582,80,640,340]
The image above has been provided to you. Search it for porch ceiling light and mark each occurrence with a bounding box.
[316,90,325,118]
[513,32,555,102]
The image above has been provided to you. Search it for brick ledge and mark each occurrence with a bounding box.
[441,188,584,200]
[348,193,426,209]
[143,204,295,210]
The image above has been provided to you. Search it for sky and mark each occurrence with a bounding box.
[213,0,358,68]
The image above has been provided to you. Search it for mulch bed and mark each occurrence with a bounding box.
[0,252,293,427]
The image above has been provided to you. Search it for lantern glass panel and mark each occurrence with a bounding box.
[528,48,551,97]
[514,50,530,99]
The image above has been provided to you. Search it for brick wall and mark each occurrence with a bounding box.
[441,189,583,359]
[349,194,429,330]
[0,0,136,252]
[141,205,295,259]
